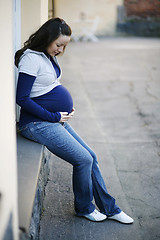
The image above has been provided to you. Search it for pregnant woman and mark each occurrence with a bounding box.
[15,17,134,223]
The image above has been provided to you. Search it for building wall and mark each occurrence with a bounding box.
[21,0,48,46]
[48,0,54,19]
[0,0,18,239]
[54,0,123,36]
[124,0,160,18]
[0,1,49,239]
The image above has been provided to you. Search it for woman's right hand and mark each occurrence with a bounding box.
[59,108,75,123]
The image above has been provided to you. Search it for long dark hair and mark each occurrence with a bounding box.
[15,17,72,67]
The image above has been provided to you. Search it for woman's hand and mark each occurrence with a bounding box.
[59,108,75,123]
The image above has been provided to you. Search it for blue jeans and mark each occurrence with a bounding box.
[19,121,121,216]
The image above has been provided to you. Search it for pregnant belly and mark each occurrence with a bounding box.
[32,85,73,113]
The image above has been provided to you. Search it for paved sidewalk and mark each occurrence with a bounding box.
[39,37,160,240]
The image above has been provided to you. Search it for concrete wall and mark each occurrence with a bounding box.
[0,0,18,239]
[21,0,48,46]
[54,0,123,36]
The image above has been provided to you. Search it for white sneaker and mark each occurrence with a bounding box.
[108,211,134,224]
[83,209,107,222]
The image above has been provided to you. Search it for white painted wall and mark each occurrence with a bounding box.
[0,0,19,239]
[54,0,123,36]
[0,0,49,239]
[21,0,49,46]
[14,0,21,122]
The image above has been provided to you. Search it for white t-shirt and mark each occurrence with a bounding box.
[18,49,62,98]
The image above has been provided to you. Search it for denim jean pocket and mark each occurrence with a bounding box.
[19,123,38,142]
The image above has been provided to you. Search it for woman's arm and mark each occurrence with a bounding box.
[16,72,61,122]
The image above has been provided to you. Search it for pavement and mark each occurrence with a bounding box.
[39,37,160,240]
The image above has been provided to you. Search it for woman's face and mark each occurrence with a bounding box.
[46,34,71,56]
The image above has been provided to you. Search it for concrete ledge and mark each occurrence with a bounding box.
[17,132,50,239]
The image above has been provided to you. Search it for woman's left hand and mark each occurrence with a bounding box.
[69,108,75,117]
[59,108,75,123]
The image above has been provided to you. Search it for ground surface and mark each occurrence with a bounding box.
[39,37,160,240]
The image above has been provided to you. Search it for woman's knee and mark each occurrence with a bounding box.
[85,153,94,166]
[74,151,93,168]
[88,150,98,165]
[91,151,97,161]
